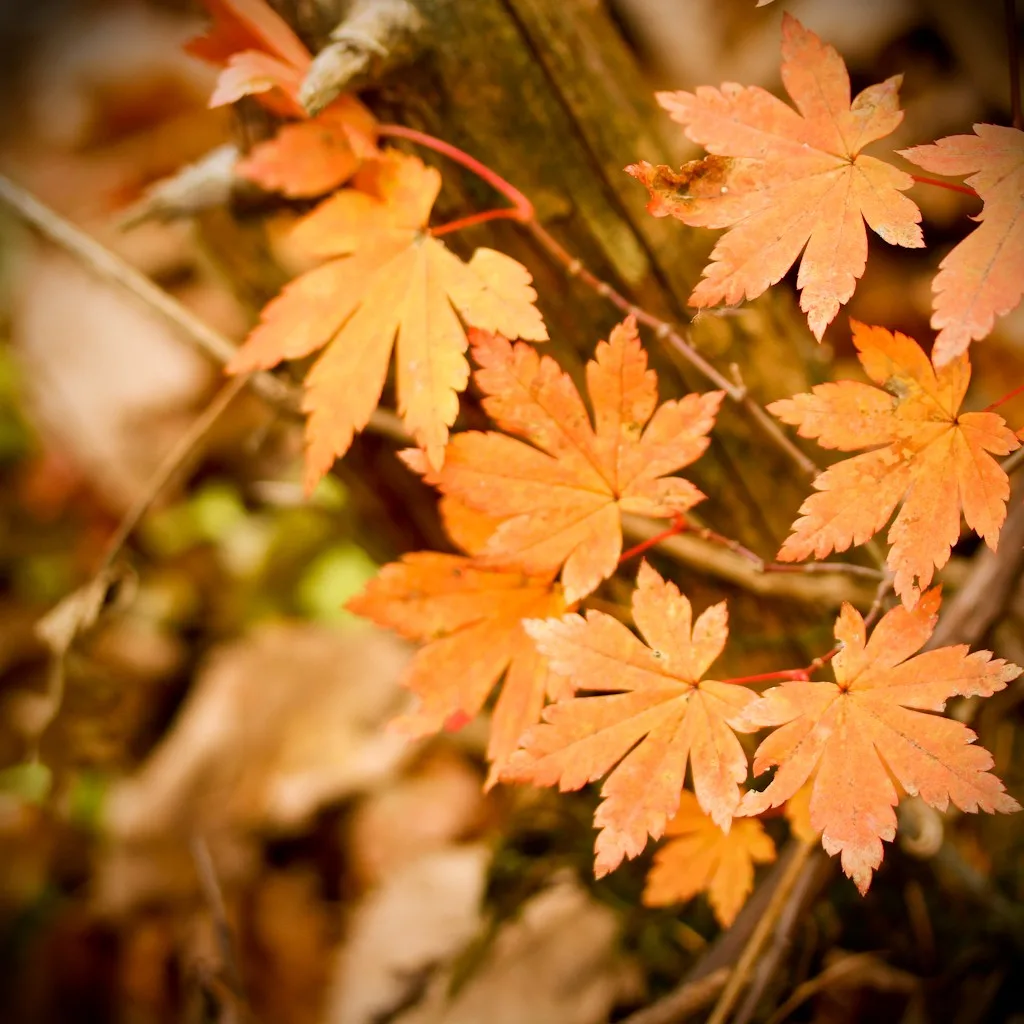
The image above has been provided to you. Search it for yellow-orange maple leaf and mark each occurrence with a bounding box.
[784,781,819,844]
[505,563,757,877]
[236,96,379,197]
[900,125,1024,365]
[644,791,776,927]
[627,13,922,340]
[770,322,1020,608]
[739,589,1020,894]
[415,318,721,604]
[346,545,565,786]
[187,0,311,117]
[227,152,548,490]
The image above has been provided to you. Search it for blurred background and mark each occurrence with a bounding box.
[0,1,1022,1022]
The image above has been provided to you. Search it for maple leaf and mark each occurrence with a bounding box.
[784,781,819,844]
[900,125,1024,365]
[227,152,548,490]
[414,317,722,604]
[739,589,1021,894]
[626,12,922,340]
[235,96,379,197]
[346,548,565,786]
[187,0,311,117]
[644,790,776,927]
[770,322,1020,608]
[505,562,758,877]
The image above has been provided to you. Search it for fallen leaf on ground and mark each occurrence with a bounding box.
[348,751,490,887]
[228,152,547,488]
[415,317,721,603]
[628,12,922,339]
[900,124,1024,364]
[739,589,1020,893]
[644,790,776,927]
[769,321,1019,607]
[506,562,757,876]
[98,622,413,912]
[325,845,490,1024]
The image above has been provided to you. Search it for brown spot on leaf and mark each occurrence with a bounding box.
[625,157,736,218]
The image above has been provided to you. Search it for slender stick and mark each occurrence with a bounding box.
[191,834,247,1012]
[619,516,688,564]
[1007,0,1023,130]
[96,377,248,582]
[706,839,816,1024]
[732,854,834,1024]
[984,381,1024,411]
[910,174,978,198]
[765,560,883,579]
[431,208,525,236]
[377,124,534,217]
[720,668,812,686]
[525,214,818,479]
[619,966,730,1024]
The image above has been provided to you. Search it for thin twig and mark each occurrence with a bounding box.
[431,207,525,236]
[706,838,817,1024]
[732,852,834,1024]
[620,515,878,606]
[191,834,247,1015]
[909,174,978,198]
[720,580,889,687]
[524,218,820,479]
[619,966,731,1024]
[985,380,1024,411]
[99,377,248,583]
[765,560,883,580]
[619,515,689,564]
[377,124,534,217]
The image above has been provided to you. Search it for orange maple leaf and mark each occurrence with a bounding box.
[187,0,311,117]
[769,322,1020,608]
[505,562,758,877]
[627,12,922,340]
[739,589,1020,894]
[346,518,566,785]
[644,790,776,927]
[900,125,1024,365]
[227,152,548,489]
[414,317,722,604]
[235,96,379,197]
[783,781,819,844]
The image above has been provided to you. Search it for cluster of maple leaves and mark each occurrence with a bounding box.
[187,0,1023,923]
